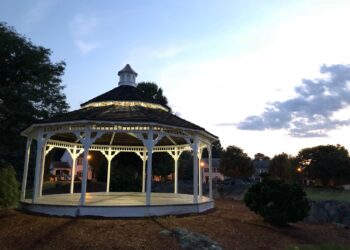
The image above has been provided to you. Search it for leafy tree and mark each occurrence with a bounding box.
[296,144,350,186]
[252,153,270,177]
[110,153,141,191]
[0,22,69,171]
[152,153,173,181]
[178,151,193,180]
[0,160,19,208]
[254,153,270,161]
[137,82,171,112]
[202,140,223,158]
[244,177,309,226]
[219,145,253,178]
[269,153,293,181]
[88,151,107,182]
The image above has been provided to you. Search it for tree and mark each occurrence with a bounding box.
[219,145,253,178]
[202,140,223,158]
[0,160,19,208]
[252,153,270,177]
[178,151,193,180]
[0,23,69,170]
[244,177,309,226]
[296,144,350,186]
[269,153,293,181]
[254,153,270,161]
[110,153,141,192]
[152,153,173,181]
[137,82,171,112]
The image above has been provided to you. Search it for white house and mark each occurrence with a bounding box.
[50,151,93,181]
[201,158,224,183]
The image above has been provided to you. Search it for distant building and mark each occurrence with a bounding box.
[201,158,224,183]
[49,151,93,181]
[252,159,270,179]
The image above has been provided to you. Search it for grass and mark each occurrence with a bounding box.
[304,187,350,203]
[288,244,350,250]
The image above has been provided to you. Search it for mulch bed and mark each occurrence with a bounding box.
[0,199,349,250]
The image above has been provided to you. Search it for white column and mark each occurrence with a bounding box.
[142,154,146,193]
[100,147,119,193]
[174,155,179,194]
[192,138,199,204]
[198,150,203,201]
[39,143,48,196]
[106,158,112,192]
[78,130,103,205]
[21,137,32,201]
[208,144,213,200]
[33,133,43,203]
[146,132,154,206]
[80,146,89,205]
[70,156,77,194]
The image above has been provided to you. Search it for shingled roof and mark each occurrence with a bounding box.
[80,85,167,108]
[36,104,209,133]
[118,64,138,76]
[24,65,217,140]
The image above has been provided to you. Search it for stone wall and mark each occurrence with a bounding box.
[306,200,350,227]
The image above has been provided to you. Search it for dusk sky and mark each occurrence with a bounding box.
[2,0,350,157]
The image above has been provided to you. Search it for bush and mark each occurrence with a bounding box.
[244,177,309,226]
[0,160,19,208]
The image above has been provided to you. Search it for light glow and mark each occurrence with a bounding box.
[82,101,169,112]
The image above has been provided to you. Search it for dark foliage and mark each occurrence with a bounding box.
[244,177,310,226]
[269,153,293,181]
[219,145,253,177]
[109,153,141,192]
[296,144,350,186]
[152,153,173,180]
[202,140,223,158]
[178,151,193,180]
[0,22,68,174]
[0,160,19,208]
[137,82,171,112]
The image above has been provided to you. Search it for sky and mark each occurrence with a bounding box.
[2,0,350,158]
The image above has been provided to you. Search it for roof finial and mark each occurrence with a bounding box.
[118,64,138,87]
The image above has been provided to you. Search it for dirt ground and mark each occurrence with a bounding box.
[0,199,349,250]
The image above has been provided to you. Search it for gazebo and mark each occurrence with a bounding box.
[20,64,218,217]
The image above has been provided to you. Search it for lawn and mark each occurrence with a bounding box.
[1,199,349,250]
[304,187,350,203]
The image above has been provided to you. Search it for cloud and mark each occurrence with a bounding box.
[70,13,100,54]
[236,64,350,137]
[74,40,99,55]
[22,0,56,30]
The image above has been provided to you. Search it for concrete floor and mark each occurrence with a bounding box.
[25,192,210,206]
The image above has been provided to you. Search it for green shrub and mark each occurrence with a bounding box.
[244,177,309,226]
[0,160,19,208]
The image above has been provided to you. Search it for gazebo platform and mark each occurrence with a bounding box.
[21,192,214,217]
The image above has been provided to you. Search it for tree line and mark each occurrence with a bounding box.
[219,144,350,187]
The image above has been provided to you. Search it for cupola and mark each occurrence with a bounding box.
[118,64,138,87]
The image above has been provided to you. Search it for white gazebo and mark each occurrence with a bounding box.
[20,64,218,217]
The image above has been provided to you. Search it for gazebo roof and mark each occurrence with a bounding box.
[36,104,207,132]
[22,65,218,142]
[81,85,169,110]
